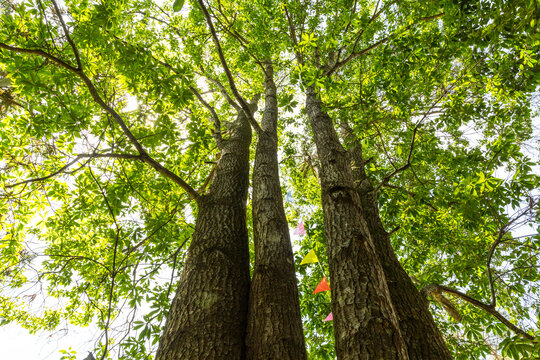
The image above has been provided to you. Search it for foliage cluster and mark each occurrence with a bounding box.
[0,0,539,358]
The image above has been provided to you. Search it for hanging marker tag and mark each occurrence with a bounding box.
[323,312,333,321]
[313,277,330,294]
[300,249,318,265]
[293,222,306,236]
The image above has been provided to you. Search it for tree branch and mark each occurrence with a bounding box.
[0,42,79,73]
[189,85,224,149]
[45,253,111,274]
[6,155,87,188]
[138,154,201,200]
[423,284,534,340]
[327,12,444,76]
[486,229,505,308]
[210,5,267,74]
[330,0,398,74]
[50,0,82,70]
[486,199,538,308]
[200,70,241,110]
[382,183,439,212]
[88,167,120,360]
[375,79,455,193]
[284,5,304,65]
[136,51,226,150]
[0,41,200,202]
[6,151,200,201]
[195,0,262,135]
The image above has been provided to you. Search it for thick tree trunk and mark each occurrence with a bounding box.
[342,129,452,360]
[246,64,307,360]
[305,87,408,360]
[156,109,254,360]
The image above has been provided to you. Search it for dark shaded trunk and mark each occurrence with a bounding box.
[305,87,408,360]
[246,64,307,360]
[342,128,452,360]
[156,108,254,360]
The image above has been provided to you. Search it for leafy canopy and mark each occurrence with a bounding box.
[0,0,539,359]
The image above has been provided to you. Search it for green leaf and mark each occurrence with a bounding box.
[173,0,185,12]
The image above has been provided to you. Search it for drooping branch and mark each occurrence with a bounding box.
[422,284,535,340]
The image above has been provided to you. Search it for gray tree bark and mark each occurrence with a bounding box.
[305,87,408,360]
[246,64,307,360]
[156,106,255,360]
[342,127,453,360]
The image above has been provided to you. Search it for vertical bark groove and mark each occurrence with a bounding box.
[246,64,307,360]
[305,87,408,360]
[156,109,254,360]
[344,126,452,359]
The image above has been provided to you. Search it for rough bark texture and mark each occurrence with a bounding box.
[246,65,307,360]
[305,87,408,360]
[156,108,254,360]
[343,127,453,360]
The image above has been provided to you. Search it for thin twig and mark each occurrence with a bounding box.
[284,5,304,65]
[327,12,444,76]
[200,70,240,110]
[486,199,538,308]
[189,86,224,149]
[88,168,121,360]
[50,0,82,70]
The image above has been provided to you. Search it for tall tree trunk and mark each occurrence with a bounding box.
[305,87,408,360]
[246,64,307,360]
[156,108,254,360]
[342,126,452,360]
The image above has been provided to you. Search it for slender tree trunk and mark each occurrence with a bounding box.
[246,64,307,360]
[305,87,408,360]
[342,125,452,360]
[156,108,254,360]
